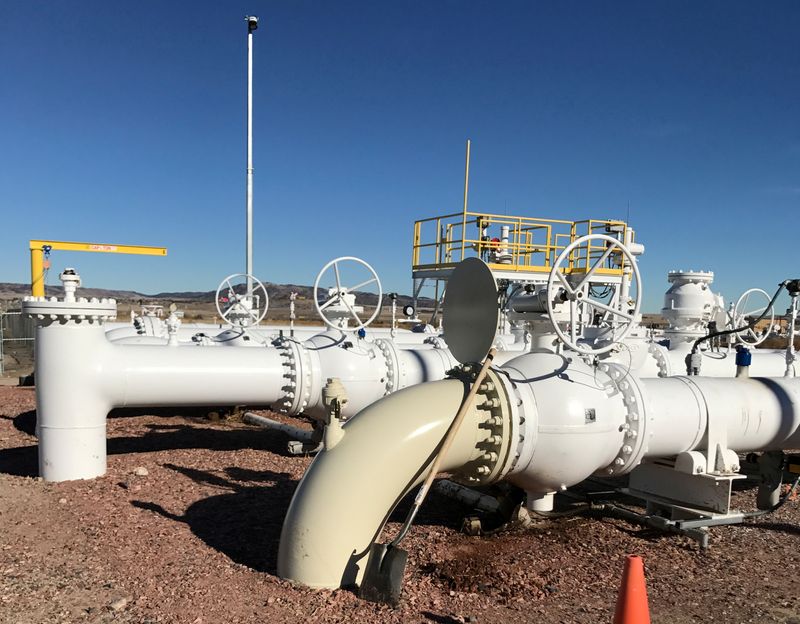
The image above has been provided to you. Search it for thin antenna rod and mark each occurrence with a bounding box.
[462,138,471,214]
[245,16,259,296]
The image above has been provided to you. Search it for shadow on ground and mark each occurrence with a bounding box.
[0,410,303,478]
[132,463,297,574]
[0,443,37,477]
[107,420,294,457]
[0,410,38,477]
[131,460,475,576]
[5,409,37,436]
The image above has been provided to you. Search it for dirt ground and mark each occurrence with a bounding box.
[2,386,800,624]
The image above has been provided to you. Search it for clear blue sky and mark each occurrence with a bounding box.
[1,1,798,312]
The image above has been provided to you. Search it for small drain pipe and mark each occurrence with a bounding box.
[242,412,314,441]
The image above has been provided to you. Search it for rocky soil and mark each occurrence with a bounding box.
[2,385,800,623]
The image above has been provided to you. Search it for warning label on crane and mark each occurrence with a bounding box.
[88,245,118,252]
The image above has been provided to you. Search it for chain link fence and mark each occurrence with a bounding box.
[0,305,34,377]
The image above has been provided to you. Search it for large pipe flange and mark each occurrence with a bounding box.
[374,339,399,395]
[648,341,672,378]
[455,368,518,486]
[23,295,117,325]
[276,339,313,414]
[599,362,649,475]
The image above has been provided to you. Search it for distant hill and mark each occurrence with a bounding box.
[0,281,433,309]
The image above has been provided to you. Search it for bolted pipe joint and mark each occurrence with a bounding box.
[24,288,287,482]
[278,348,800,591]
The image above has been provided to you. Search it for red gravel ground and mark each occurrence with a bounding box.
[2,384,800,623]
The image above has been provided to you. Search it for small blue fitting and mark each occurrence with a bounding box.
[357,328,366,339]
[735,345,752,367]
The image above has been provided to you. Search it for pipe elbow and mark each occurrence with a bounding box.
[277,378,485,589]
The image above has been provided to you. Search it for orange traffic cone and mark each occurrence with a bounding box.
[613,555,651,624]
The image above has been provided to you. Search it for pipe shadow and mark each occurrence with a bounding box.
[0,410,38,477]
[421,613,462,624]
[131,463,298,574]
[107,421,300,457]
[747,521,800,537]
[0,414,307,478]
[0,444,37,477]
[594,515,680,543]
[131,464,476,575]
[107,406,243,420]
[0,409,37,437]
[387,488,477,531]
[130,464,480,580]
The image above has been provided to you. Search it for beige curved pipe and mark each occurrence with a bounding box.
[277,378,485,589]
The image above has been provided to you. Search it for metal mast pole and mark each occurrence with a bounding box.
[462,138,471,214]
[459,138,470,262]
[787,294,798,377]
[245,16,258,297]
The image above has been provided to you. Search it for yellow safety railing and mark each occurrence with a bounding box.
[412,211,630,276]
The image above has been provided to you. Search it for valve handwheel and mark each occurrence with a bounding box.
[314,256,383,331]
[215,273,269,327]
[546,234,642,355]
[733,288,774,346]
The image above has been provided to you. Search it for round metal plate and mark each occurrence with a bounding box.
[443,258,499,364]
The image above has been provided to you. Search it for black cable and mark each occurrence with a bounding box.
[691,281,788,356]
[503,284,524,312]
[589,284,612,299]
[744,473,800,519]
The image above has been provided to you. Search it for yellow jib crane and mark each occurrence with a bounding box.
[29,240,168,297]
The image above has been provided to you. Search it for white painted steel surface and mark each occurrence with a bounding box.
[278,351,800,589]
[660,270,719,340]
[31,316,285,481]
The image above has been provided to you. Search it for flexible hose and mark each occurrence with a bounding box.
[744,473,800,519]
[390,348,498,547]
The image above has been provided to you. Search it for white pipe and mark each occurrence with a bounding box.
[104,320,476,347]
[28,295,481,481]
[243,412,314,441]
[33,319,284,482]
[639,375,800,455]
[625,341,792,378]
[505,355,800,484]
[107,316,793,379]
[288,333,521,420]
[279,351,800,590]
